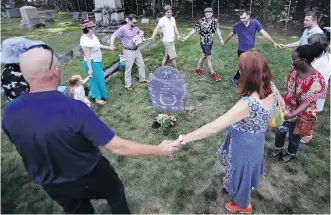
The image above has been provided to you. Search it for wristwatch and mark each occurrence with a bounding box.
[178,135,186,145]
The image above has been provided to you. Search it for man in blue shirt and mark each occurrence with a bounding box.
[223,10,280,87]
[2,45,180,213]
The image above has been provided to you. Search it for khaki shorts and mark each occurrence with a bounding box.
[163,42,177,59]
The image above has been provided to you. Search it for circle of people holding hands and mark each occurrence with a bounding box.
[1,5,329,214]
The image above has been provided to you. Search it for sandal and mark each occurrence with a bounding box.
[95,99,107,105]
[300,135,312,144]
[125,87,134,91]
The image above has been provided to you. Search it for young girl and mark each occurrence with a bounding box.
[69,75,92,107]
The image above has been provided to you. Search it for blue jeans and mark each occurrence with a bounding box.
[275,121,301,155]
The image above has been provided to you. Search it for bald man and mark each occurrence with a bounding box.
[2,45,180,213]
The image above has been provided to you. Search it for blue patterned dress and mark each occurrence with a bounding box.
[218,90,277,208]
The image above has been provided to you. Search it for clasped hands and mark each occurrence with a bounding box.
[158,136,185,156]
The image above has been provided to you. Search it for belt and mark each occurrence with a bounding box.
[124,47,138,51]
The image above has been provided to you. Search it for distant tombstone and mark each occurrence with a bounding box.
[81,11,88,20]
[72,12,79,22]
[148,66,188,112]
[72,45,84,57]
[19,6,41,28]
[141,18,149,24]
[56,50,73,66]
[6,8,21,18]
[45,11,54,22]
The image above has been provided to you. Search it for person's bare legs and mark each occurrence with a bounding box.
[197,55,207,68]
[162,56,168,66]
[171,58,178,70]
[207,56,215,73]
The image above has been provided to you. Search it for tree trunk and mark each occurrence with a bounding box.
[84,0,88,11]
[192,1,193,20]
[294,0,306,20]
[136,0,138,15]
[262,0,268,23]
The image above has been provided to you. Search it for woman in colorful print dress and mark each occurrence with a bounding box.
[272,44,326,162]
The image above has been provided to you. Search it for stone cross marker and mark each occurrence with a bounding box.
[73,12,79,22]
[82,11,88,20]
[148,66,188,112]
[19,6,41,28]
[45,11,54,22]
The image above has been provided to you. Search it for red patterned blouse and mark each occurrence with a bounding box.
[284,68,326,118]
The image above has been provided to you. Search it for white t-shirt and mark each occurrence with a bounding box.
[158,16,176,42]
[312,52,331,112]
[80,34,102,62]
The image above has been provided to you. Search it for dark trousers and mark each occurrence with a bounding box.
[233,50,246,80]
[275,121,301,155]
[42,157,130,214]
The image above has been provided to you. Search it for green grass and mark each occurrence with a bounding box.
[1,13,330,214]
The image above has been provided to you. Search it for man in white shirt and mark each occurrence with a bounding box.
[280,11,323,48]
[149,5,183,71]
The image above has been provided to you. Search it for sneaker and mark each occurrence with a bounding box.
[282,153,295,163]
[211,72,221,81]
[140,80,149,84]
[225,202,252,214]
[195,68,204,76]
[271,148,282,158]
[231,77,239,87]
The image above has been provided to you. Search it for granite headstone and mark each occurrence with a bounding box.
[82,11,88,20]
[148,66,188,112]
[6,8,21,18]
[73,12,79,22]
[141,18,149,24]
[45,11,54,22]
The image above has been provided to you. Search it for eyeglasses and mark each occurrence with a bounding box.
[290,58,304,65]
[25,44,54,70]
[132,22,138,24]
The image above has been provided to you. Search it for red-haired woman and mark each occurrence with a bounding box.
[175,49,282,213]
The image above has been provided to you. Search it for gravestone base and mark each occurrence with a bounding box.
[19,22,45,29]
[95,21,126,33]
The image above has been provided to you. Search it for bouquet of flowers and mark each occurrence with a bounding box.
[155,113,177,128]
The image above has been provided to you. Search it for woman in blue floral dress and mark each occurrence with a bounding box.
[175,49,282,213]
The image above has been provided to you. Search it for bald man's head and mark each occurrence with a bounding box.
[20,48,60,84]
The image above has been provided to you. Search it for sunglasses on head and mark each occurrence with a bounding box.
[25,44,54,70]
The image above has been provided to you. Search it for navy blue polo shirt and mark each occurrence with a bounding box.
[233,19,263,51]
[2,91,115,185]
